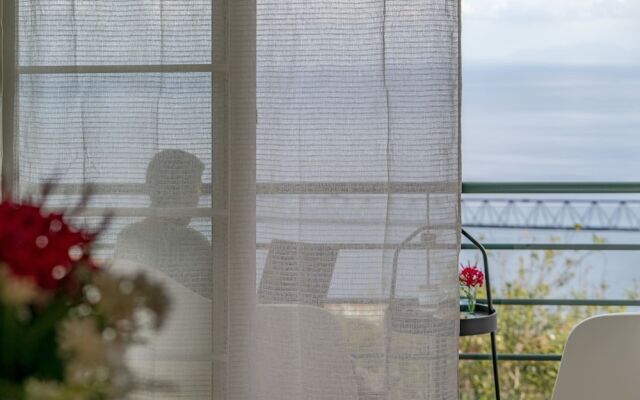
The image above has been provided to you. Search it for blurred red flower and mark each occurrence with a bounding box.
[459,262,484,288]
[0,200,94,290]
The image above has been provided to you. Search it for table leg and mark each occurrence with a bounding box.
[490,331,500,400]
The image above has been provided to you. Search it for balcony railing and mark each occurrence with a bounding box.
[460,182,640,363]
[30,180,640,364]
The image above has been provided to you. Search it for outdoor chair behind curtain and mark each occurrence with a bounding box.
[2,0,460,399]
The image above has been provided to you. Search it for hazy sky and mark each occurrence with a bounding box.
[460,0,640,182]
[462,0,640,65]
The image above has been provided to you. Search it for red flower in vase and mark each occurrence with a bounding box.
[459,262,484,288]
[0,200,96,290]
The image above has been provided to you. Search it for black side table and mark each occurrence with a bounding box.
[461,229,500,400]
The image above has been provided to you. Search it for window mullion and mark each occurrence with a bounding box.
[1,0,17,193]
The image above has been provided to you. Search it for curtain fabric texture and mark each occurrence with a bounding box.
[256,1,460,399]
[5,0,460,399]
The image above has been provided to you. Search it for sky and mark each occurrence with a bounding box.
[462,0,640,65]
[460,0,640,182]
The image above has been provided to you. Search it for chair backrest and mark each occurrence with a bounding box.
[551,313,640,400]
[254,304,359,400]
[258,240,338,306]
[115,260,212,399]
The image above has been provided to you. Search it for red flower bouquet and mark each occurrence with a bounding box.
[0,196,168,399]
[459,261,484,314]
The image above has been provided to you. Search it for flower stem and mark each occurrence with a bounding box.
[462,286,477,314]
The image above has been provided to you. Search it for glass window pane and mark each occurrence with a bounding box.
[18,0,212,65]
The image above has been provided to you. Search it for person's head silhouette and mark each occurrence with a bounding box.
[146,149,204,209]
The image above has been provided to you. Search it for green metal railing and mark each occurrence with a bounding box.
[459,182,640,363]
[462,182,640,194]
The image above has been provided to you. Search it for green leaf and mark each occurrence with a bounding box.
[18,299,70,381]
[0,379,25,400]
[0,303,23,379]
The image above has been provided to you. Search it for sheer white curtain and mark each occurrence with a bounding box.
[3,0,460,399]
[8,1,220,398]
[255,1,460,399]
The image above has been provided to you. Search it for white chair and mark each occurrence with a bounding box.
[117,260,212,399]
[258,240,338,306]
[254,304,359,400]
[551,313,640,400]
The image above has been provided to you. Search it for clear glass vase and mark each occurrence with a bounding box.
[463,286,477,314]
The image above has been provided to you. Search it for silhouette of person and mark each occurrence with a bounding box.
[115,149,212,299]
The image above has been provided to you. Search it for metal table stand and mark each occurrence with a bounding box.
[461,228,500,400]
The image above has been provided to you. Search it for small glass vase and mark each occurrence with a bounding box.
[463,286,477,314]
